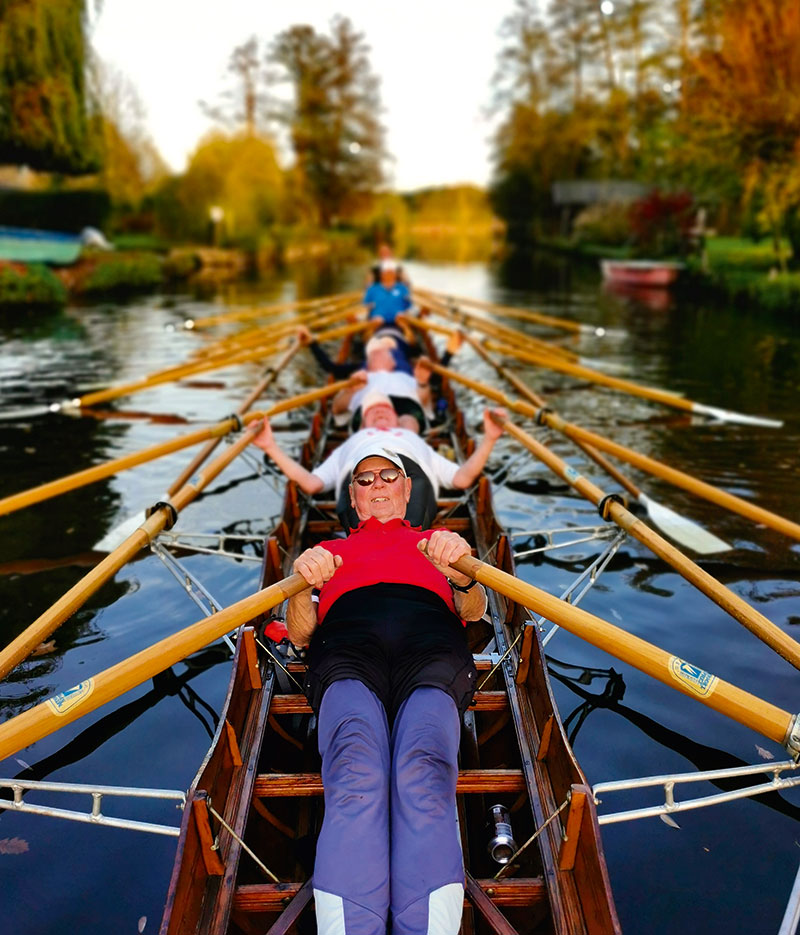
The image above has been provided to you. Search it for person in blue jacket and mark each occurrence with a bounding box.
[364,260,412,325]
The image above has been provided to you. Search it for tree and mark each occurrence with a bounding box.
[685,0,800,265]
[200,35,270,136]
[0,0,100,172]
[267,16,386,226]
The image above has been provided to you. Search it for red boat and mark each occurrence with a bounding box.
[600,259,684,287]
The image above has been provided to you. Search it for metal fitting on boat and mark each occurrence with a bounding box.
[487,804,517,864]
[784,713,800,760]
[597,493,625,521]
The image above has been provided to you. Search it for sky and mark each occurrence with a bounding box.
[90,0,512,191]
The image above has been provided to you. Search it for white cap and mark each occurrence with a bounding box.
[349,441,405,476]
[365,335,397,355]
[380,259,398,272]
[360,390,394,414]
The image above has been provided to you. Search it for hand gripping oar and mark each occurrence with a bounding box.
[450,325,730,555]
[417,542,800,755]
[0,377,360,681]
[430,362,800,542]
[489,411,800,672]
[0,572,309,762]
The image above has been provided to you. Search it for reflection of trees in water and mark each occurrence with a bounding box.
[548,657,800,823]
[406,230,497,264]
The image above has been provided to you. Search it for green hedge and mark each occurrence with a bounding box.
[77,254,164,295]
[0,263,67,307]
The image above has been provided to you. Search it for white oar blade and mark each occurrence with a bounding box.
[93,510,147,552]
[638,494,731,555]
[691,402,783,429]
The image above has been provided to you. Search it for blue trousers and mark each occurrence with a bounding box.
[313,679,464,935]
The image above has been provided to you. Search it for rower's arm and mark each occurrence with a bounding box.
[331,370,367,415]
[286,591,319,646]
[452,407,506,489]
[452,583,488,622]
[251,419,324,494]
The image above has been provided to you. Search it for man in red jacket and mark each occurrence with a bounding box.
[287,442,486,935]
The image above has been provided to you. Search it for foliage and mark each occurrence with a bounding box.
[200,36,270,136]
[628,189,694,257]
[0,188,110,232]
[267,17,386,226]
[0,0,100,173]
[0,263,67,307]
[572,202,631,246]
[77,253,164,295]
[152,131,283,243]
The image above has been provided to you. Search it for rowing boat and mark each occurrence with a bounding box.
[159,330,621,934]
[0,280,796,931]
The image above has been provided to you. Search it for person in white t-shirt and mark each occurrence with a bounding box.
[252,391,505,528]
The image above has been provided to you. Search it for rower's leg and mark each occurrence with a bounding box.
[314,679,391,935]
[390,687,464,935]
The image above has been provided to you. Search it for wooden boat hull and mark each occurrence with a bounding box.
[160,341,621,934]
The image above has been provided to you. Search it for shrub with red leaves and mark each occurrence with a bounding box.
[628,190,695,258]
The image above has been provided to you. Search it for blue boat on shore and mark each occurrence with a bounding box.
[0,225,84,265]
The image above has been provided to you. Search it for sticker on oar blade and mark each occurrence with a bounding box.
[563,465,582,484]
[668,658,718,697]
[47,680,95,716]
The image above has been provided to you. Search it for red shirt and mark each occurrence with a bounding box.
[316,516,458,624]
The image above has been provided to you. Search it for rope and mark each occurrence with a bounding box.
[255,636,306,692]
[477,626,525,691]
[493,795,570,880]
[207,802,281,883]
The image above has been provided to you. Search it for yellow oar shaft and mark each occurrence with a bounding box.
[448,552,795,748]
[0,420,238,518]
[416,296,579,363]
[500,418,800,671]
[167,340,302,497]
[416,287,585,334]
[0,377,357,679]
[484,337,693,413]
[188,291,359,329]
[0,573,309,761]
[432,362,800,542]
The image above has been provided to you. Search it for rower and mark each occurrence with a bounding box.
[287,444,486,935]
[364,259,412,325]
[251,392,506,529]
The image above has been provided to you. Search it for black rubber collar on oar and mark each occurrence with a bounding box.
[597,493,625,521]
[145,501,179,530]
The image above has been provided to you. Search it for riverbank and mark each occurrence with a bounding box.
[0,230,363,309]
[535,235,800,314]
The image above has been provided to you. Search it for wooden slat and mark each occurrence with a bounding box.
[234,877,547,913]
[253,768,525,797]
[265,878,313,935]
[465,872,519,935]
[269,691,509,715]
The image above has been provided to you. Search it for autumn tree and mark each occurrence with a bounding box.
[0,0,100,172]
[267,16,386,226]
[684,0,800,265]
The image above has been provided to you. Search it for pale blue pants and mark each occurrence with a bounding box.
[313,679,464,935]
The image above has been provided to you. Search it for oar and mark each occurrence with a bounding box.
[0,378,358,681]
[491,412,800,672]
[418,543,799,753]
[430,362,800,542]
[184,291,360,330]
[414,286,611,337]
[482,336,782,428]
[451,325,730,554]
[0,572,309,761]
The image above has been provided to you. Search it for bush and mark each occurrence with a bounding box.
[572,202,631,246]
[77,253,164,295]
[0,189,111,232]
[0,263,67,307]
[628,189,695,258]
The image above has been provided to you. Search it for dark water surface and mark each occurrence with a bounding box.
[1,254,799,934]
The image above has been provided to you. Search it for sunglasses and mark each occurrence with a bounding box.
[352,467,404,487]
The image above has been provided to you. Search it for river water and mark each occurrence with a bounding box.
[0,252,799,934]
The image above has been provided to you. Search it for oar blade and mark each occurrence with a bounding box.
[638,493,731,555]
[692,402,783,429]
[93,507,150,552]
